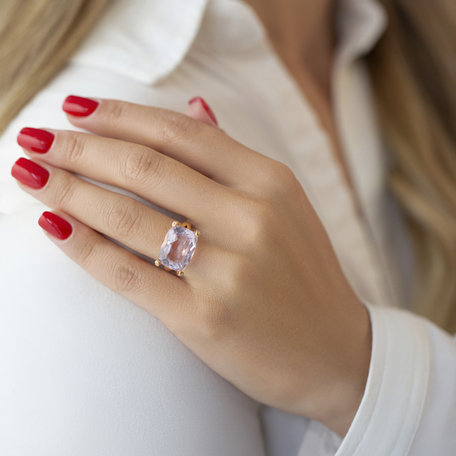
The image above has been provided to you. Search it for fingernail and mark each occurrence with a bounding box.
[62,95,99,117]
[38,211,72,240]
[188,97,218,125]
[17,128,54,153]
[11,157,49,189]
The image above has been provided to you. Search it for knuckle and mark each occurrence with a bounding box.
[159,111,201,145]
[274,162,300,191]
[104,200,141,237]
[63,132,86,165]
[104,100,127,125]
[242,199,277,246]
[122,148,162,184]
[220,253,253,293]
[197,297,232,340]
[77,240,97,268]
[112,261,145,294]
[53,175,77,209]
[256,160,301,197]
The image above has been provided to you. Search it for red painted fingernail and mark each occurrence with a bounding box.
[38,211,72,240]
[11,157,49,189]
[62,95,99,117]
[17,128,54,153]
[188,97,218,125]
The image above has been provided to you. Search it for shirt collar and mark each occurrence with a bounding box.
[70,0,209,85]
[70,0,387,85]
[336,0,387,64]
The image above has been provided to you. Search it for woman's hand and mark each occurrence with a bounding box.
[11,95,371,437]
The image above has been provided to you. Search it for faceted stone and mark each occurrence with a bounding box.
[158,225,198,271]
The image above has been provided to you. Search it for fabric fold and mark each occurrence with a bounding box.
[334,304,432,455]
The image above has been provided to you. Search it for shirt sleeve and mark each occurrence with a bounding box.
[333,302,456,455]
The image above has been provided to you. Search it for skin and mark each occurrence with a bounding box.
[244,0,335,95]
[244,0,358,197]
[13,96,372,437]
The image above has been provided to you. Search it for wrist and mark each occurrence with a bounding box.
[309,303,372,437]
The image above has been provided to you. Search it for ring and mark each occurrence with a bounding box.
[154,220,200,277]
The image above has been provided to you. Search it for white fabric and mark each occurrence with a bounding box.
[0,0,455,454]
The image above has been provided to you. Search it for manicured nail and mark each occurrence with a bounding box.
[188,97,218,125]
[62,95,99,117]
[17,128,54,153]
[11,157,49,189]
[38,211,72,240]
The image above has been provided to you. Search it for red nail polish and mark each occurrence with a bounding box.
[188,97,218,125]
[17,128,54,153]
[38,211,72,240]
[62,95,99,117]
[11,157,49,189]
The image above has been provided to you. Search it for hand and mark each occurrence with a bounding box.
[11,95,372,437]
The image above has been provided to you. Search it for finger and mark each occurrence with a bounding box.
[11,157,211,279]
[17,127,231,226]
[62,95,270,187]
[37,210,192,330]
[186,97,218,127]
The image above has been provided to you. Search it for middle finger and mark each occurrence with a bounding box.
[17,128,233,227]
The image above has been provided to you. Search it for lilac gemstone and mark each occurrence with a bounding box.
[158,225,198,271]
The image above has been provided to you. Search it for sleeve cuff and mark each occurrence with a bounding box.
[335,303,432,456]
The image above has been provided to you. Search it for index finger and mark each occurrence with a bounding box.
[62,95,270,187]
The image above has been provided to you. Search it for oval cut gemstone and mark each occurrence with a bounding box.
[158,225,198,271]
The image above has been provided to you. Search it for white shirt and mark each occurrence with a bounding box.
[0,0,455,454]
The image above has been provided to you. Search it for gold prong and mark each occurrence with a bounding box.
[195,230,201,237]
[164,266,171,271]
[154,259,161,267]
[182,221,191,229]
[177,270,184,277]
[172,221,179,227]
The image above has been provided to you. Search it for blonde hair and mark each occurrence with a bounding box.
[369,0,456,332]
[0,0,110,131]
[1,0,455,331]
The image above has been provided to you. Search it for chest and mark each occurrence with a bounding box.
[183,34,407,309]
